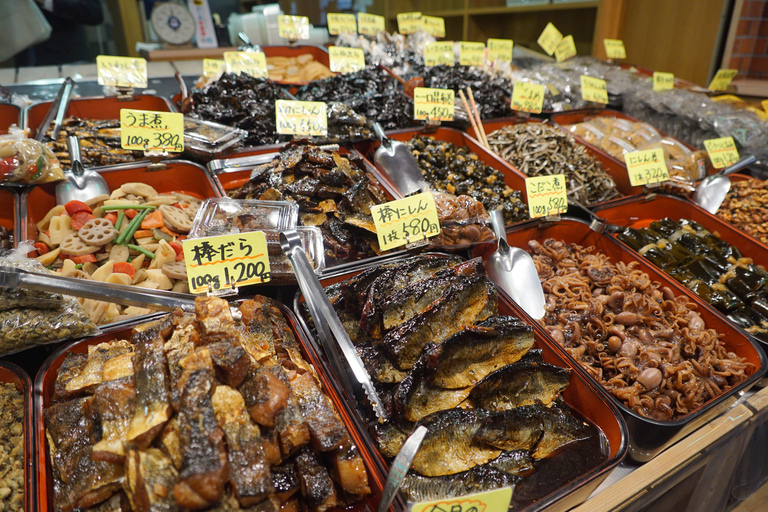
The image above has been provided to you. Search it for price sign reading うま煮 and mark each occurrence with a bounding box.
[182,231,271,293]
[371,192,441,251]
[120,109,184,153]
[625,147,670,186]
[413,87,455,122]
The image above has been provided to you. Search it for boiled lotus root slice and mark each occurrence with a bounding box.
[159,204,193,232]
[161,261,187,280]
[60,233,99,256]
[120,182,158,197]
[78,218,117,246]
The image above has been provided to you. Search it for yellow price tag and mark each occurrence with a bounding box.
[371,192,441,251]
[555,34,577,62]
[410,487,513,512]
[704,136,740,169]
[329,47,366,74]
[537,22,563,56]
[278,15,309,40]
[425,41,454,67]
[275,100,327,137]
[459,41,485,66]
[708,69,738,91]
[488,38,513,63]
[327,13,357,35]
[223,51,267,78]
[96,55,147,88]
[511,82,545,114]
[183,231,271,293]
[625,147,670,186]
[358,13,385,35]
[653,71,674,91]
[421,15,445,38]
[120,109,183,152]
[413,87,454,122]
[603,39,626,59]
[397,12,422,34]
[203,59,225,78]
[763,99,768,114]
[580,75,608,104]
[526,174,567,218]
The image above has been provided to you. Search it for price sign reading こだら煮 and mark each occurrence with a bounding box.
[275,100,327,137]
[625,147,670,186]
[704,136,740,169]
[182,231,271,293]
[511,82,545,114]
[327,13,357,35]
[97,55,147,88]
[413,87,454,122]
[526,174,567,218]
[120,109,183,152]
[371,192,441,251]
[329,47,366,74]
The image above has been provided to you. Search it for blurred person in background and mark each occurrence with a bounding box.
[15,0,103,66]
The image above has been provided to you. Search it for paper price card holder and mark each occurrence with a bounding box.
[603,39,627,60]
[358,13,385,35]
[580,75,608,104]
[223,51,267,78]
[459,42,485,67]
[120,109,184,154]
[97,56,147,97]
[328,47,366,74]
[278,15,309,41]
[409,486,513,512]
[425,41,454,67]
[413,87,454,122]
[526,174,567,219]
[653,71,674,91]
[488,38,513,63]
[275,100,328,137]
[422,15,445,38]
[397,12,422,34]
[511,82,545,115]
[371,192,441,251]
[203,59,225,78]
[555,35,577,62]
[327,13,356,35]
[625,147,670,187]
[704,137,740,169]
[537,22,563,56]
[708,69,738,91]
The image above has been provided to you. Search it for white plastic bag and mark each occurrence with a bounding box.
[0,0,52,62]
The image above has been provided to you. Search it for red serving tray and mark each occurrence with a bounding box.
[0,103,20,134]
[472,218,766,462]
[292,255,628,511]
[34,305,385,512]
[0,187,16,247]
[0,361,34,512]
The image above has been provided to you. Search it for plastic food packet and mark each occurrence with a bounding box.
[0,127,64,185]
[428,191,495,250]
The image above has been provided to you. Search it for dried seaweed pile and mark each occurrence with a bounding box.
[421,65,513,119]
[0,383,24,512]
[44,296,370,512]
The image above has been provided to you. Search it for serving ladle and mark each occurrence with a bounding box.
[55,135,110,205]
[691,154,757,214]
[371,122,429,196]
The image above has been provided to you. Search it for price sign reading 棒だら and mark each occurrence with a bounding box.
[708,69,738,91]
[278,15,309,40]
[120,109,183,152]
[275,100,327,137]
[328,47,365,74]
[203,59,225,78]
[488,38,513,63]
[603,39,626,59]
[413,87,454,122]
[410,486,513,512]
[511,82,545,114]
[653,71,675,91]
[397,12,422,34]
[358,13,385,35]
[704,137,740,169]
[425,41,454,67]
[223,51,267,78]
[580,75,608,104]
[555,35,577,62]
[421,16,445,38]
[459,42,485,67]
[371,192,441,251]
[625,147,670,186]
[183,232,271,293]
[526,174,567,218]
[327,13,356,35]
[97,55,147,88]
[537,22,563,56]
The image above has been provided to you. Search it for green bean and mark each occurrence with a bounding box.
[101,204,157,211]
[115,211,125,231]
[127,244,156,259]
[117,209,150,245]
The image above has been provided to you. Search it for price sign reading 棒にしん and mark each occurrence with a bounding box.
[413,87,454,122]
[526,174,567,218]
[120,109,184,152]
[275,100,328,137]
[182,231,271,293]
[625,147,670,186]
[371,192,441,251]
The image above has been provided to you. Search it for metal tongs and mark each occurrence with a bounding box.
[35,77,75,142]
[279,230,387,422]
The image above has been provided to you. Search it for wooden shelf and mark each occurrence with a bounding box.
[468,1,599,16]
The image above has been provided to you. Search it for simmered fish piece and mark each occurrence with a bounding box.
[272,460,299,504]
[533,404,593,459]
[207,342,250,388]
[469,360,570,412]
[473,406,545,452]
[487,450,535,476]
[290,372,347,452]
[165,324,197,411]
[159,418,183,470]
[52,352,87,403]
[275,392,312,458]
[329,442,371,497]
[239,365,290,428]
[411,409,501,477]
[358,341,408,384]
[395,358,472,422]
[195,296,242,345]
[371,422,407,458]
[127,330,172,449]
[125,448,179,512]
[64,340,134,395]
[423,316,535,389]
[294,447,339,512]
[92,376,136,463]
[401,465,520,502]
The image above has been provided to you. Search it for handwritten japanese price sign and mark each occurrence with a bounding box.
[120,109,183,152]
[203,58,225,78]
[704,136,740,169]
[358,13,385,35]
[603,39,626,59]
[275,100,327,137]
[371,192,441,251]
[708,69,738,91]
[763,99,768,114]
[182,232,271,293]
[580,75,608,104]
[397,12,422,34]
[410,486,513,512]
[422,15,445,37]
[327,13,357,35]
[537,22,563,56]
[625,147,670,186]
[413,87,455,122]
[653,71,674,91]
[488,38,513,63]
[223,51,267,78]
[97,55,147,88]
[329,46,366,74]
[459,41,485,66]
[511,82,545,114]
[278,15,309,40]
[555,35,577,62]
[425,42,454,67]
[526,174,567,218]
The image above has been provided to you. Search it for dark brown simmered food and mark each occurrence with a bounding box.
[45,296,370,512]
[45,118,142,167]
[717,178,768,245]
[531,238,752,421]
[0,226,11,252]
[0,382,24,512]
[418,65,514,119]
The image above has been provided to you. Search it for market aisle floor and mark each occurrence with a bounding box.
[731,479,768,512]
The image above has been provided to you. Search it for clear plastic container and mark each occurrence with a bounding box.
[183,116,247,160]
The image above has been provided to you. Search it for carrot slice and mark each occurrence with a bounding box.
[64,200,92,217]
[132,229,155,239]
[113,261,137,277]
[124,209,139,219]
[169,241,184,261]
[104,212,118,226]
[72,254,97,264]
[70,212,95,230]
[34,242,49,255]
[141,210,165,229]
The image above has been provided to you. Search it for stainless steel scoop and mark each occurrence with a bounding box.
[485,209,546,320]
[55,135,110,205]
[692,155,757,214]
[372,122,429,196]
